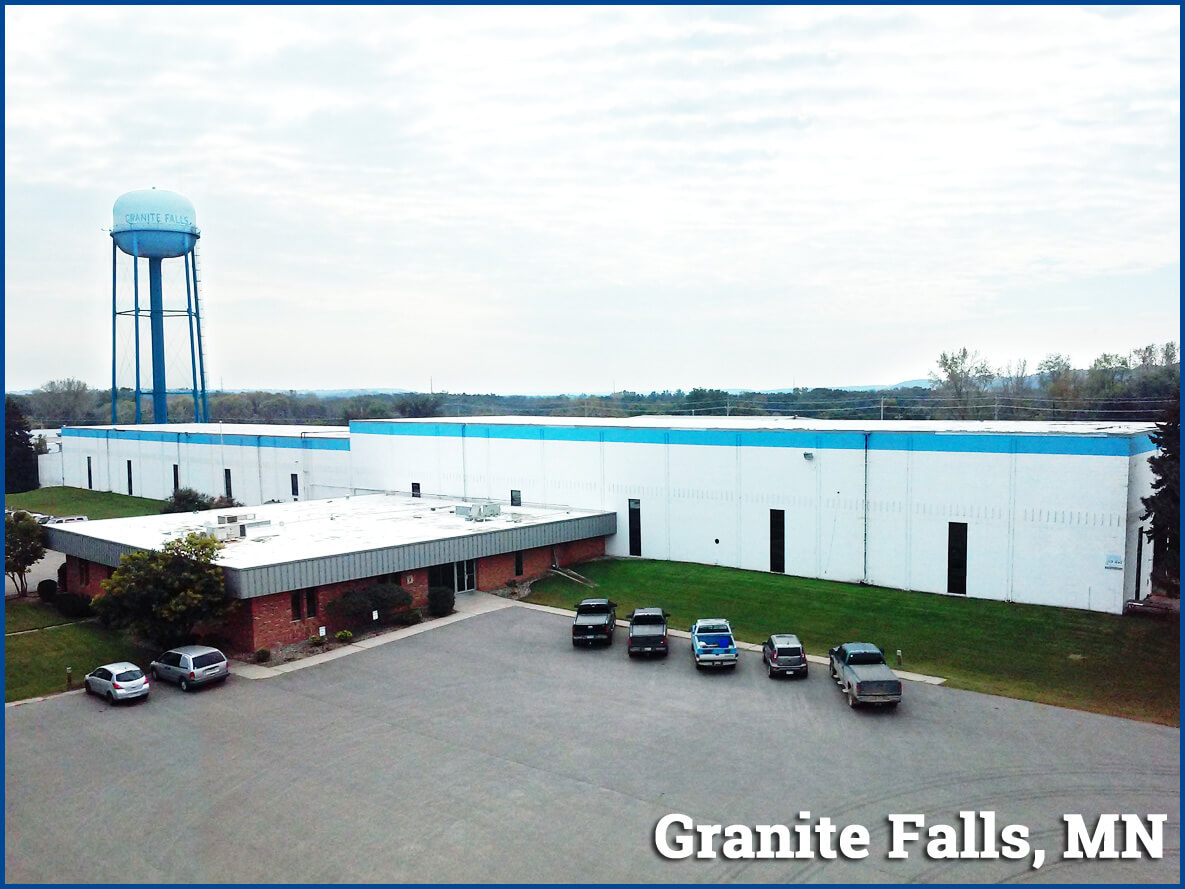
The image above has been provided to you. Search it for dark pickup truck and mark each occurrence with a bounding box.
[572,598,617,646]
[828,642,902,708]
[627,608,669,657]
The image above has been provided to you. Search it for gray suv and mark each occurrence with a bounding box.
[761,634,809,678]
[149,645,229,691]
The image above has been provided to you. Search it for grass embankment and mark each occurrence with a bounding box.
[5,486,164,520]
[5,619,156,702]
[4,599,77,634]
[527,559,1180,726]
[5,488,164,702]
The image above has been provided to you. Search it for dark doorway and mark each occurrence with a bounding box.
[224,468,233,500]
[172,464,179,493]
[411,482,421,498]
[510,489,522,507]
[291,473,299,499]
[87,457,93,490]
[947,522,968,595]
[1135,531,1144,600]
[628,499,641,556]
[428,560,476,592]
[770,509,785,573]
[126,460,133,495]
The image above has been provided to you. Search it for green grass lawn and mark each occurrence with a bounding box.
[527,559,1180,726]
[4,599,77,634]
[4,622,156,703]
[6,486,164,520]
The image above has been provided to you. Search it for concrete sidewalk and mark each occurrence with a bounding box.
[230,590,515,679]
[5,552,66,599]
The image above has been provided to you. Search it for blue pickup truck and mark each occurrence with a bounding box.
[690,618,738,669]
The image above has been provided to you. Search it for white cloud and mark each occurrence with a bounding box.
[3,5,1179,393]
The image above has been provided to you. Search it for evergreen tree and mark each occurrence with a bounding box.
[5,397,39,493]
[1141,401,1180,596]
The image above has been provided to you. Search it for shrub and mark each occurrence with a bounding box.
[308,634,328,647]
[398,607,422,626]
[55,593,93,619]
[36,578,58,602]
[427,586,455,617]
[255,648,271,663]
[161,487,216,513]
[326,583,413,631]
[334,630,353,643]
[57,562,68,594]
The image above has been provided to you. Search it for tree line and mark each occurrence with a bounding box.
[7,342,1178,428]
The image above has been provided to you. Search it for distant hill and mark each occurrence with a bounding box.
[737,379,933,394]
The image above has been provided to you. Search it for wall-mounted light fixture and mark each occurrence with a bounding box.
[803,452,814,460]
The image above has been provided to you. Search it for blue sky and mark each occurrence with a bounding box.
[4,5,1179,394]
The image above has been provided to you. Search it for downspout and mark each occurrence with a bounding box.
[863,431,870,584]
[461,424,468,500]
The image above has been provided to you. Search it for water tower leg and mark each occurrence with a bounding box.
[184,254,200,421]
[133,247,142,424]
[111,241,118,424]
[148,257,168,423]
[191,249,210,422]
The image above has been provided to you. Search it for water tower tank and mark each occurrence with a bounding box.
[108,188,208,425]
[111,188,199,258]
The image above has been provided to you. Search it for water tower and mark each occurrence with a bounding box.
[110,188,210,423]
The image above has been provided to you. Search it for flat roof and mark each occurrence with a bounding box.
[355,415,1156,437]
[63,423,349,438]
[46,493,616,598]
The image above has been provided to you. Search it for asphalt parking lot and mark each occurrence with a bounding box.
[5,605,1180,883]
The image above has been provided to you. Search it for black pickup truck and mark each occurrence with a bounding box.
[572,598,617,646]
[627,608,669,657]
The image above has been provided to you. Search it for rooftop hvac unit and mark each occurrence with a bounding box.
[458,503,502,521]
[203,523,237,542]
[217,513,255,525]
[238,519,272,538]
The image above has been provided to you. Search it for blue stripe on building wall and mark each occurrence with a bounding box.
[61,428,350,451]
[351,421,1148,457]
[62,423,1152,458]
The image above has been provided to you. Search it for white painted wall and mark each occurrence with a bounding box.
[36,451,64,488]
[349,424,1152,614]
[52,421,1157,615]
[57,431,351,506]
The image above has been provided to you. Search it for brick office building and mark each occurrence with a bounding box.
[47,493,614,652]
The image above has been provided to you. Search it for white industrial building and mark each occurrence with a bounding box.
[48,416,1159,615]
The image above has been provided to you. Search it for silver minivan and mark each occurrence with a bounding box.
[149,645,229,691]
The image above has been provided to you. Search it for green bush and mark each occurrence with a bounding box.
[255,648,271,663]
[334,630,353,643]
[427,586,455,617]
[326,583,413,631]
[55,593,93,619]
[36,578,57,602]
[308,634,328,647]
